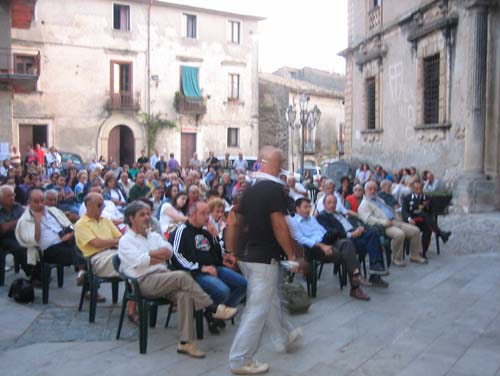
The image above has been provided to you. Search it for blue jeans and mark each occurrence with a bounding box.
[351,228,383,265]
[229,260,295,369]
[194,266,247,307]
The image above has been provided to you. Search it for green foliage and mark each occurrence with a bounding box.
[138,112,176,155]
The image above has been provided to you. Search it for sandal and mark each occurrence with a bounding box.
[128,312,139,325]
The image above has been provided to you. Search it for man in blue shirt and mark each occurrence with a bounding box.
[290,197,370,301]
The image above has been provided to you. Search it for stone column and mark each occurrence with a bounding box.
[463,0,490,173]
[454,0,499,212]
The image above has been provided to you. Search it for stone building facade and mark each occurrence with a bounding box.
[0,0,262,166]
[259,72,345,171]
[340,0,500,212]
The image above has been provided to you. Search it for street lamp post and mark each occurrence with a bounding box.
[285,104,297,172]
[298,94,321,178]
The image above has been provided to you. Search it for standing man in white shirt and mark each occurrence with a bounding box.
[232,152,247,173]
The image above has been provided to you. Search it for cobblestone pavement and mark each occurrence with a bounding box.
[1,213,500,375]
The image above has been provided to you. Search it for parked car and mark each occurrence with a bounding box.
[217,155,258,171]
[59,151,85,170]
[321,159,354,187]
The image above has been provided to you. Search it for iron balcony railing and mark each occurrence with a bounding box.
[107,91,141,111]
[175,94,207,115]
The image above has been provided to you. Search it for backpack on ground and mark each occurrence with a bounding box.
[8,278,34,303]
[282,274,311,314]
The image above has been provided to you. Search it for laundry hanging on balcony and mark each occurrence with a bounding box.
[181,66,202,98]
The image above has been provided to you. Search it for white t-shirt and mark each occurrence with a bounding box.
[159,202,185,234]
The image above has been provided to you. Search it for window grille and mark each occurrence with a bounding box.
[227,128,239,147]
[423,53,440,124]
[366,77,376,130]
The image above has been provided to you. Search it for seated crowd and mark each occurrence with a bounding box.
[0,145,452,359]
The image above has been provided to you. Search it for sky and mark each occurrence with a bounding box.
[164,0,348,74]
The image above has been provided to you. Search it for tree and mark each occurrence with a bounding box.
[138,112,176,156]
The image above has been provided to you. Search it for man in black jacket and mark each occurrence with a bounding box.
[317,193,389,287]
[402,182,451,258]
[170,201,247,333]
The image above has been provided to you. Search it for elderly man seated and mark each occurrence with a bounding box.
[171,201,246,334]
[118,201,237,358]
[0,185,30,279]
[402,181,451,258]
[15,189,85,285]
[287,175,308,202]
[75,193,123,303]
[358,181,427,267]
[290,198,370,301]
[377,179,400,210]
[315,179,355,217]
[317,193,389,287]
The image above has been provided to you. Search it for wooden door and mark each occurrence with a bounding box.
[108,126,120,164]
[181,133,196,168]
[19,124,33,156]
[119,125,135,166]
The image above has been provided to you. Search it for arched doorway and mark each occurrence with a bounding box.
[108,125,135,166]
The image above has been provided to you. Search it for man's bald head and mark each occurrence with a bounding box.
[84,192,103,206]
[260,146,285,177]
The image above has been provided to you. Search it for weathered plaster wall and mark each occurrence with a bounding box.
[9,0,260,162]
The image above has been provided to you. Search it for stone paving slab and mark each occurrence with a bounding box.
[1,246,500,375]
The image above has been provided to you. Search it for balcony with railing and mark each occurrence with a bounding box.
[0,49,40,91]
[107,91,141,111]
[368,6,382,32]
[175,92,207,116]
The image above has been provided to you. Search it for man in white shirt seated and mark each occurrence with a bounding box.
[118,201,237,359]
[287,175,308,202]
[15,189,85,284]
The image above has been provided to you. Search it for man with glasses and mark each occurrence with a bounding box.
[75,193,123,302]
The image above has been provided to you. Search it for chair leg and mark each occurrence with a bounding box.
[14,260,20,274]
[56,265,64,287]
[89,277,98,323]
[317,263,324,280]
[435,233,441,255]
[165,303,173,328]
[0,251,5,287]
[111,281,119,304]
[195,310,204,340]
[311,260,318,298]
[42,263,51,304]
[78,275,88,311]
[149,305,158,328]
[116,292,127,340]
[139,302,149,354]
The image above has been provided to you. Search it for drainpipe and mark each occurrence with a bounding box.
[147,0,152,155]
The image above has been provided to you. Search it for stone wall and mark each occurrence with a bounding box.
[258,80,289,164]
[343,0,499,198]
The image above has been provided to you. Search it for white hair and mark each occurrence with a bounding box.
[0,185,14,200]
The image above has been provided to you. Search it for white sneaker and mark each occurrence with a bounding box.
[231,360,269,375]
[285,327,303,353]
[212,304,237,321]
